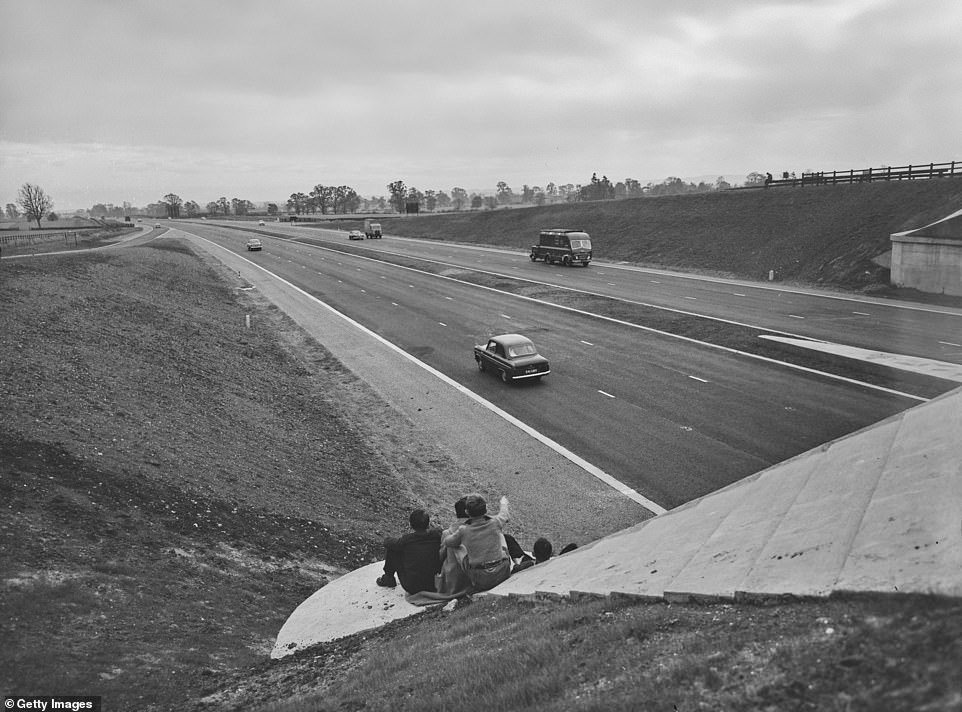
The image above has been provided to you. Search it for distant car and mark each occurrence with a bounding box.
[258,220,265,226]
[246,238,262,251]
[474,334,550,383]
[154,223,161,228]
[348,230,365,240]
[136,218,142,223]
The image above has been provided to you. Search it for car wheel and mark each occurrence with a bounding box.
[500,370,509,383]
[562,255,571,266]
[477,359,486,372]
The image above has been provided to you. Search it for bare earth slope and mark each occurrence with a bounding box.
[1,242,445,709]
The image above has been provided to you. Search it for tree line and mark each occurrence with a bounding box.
[5,171,772,228]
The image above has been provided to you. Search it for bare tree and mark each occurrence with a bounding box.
[17,183,54,229]
[161,193,183,218]
[387,180,407,213]
[310,184,333,214]
[451,187,468,211]
[230,198,253,216]
[496,181,513,204]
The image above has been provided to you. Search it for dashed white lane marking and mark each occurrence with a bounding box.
[581,340,594,346]
[788,314,805,319]
[733,293,746,297]
[500,313,512,319]
[940,341,962,347]
[852,311,870,316]
[598,390,615,398]
[689,375,709,383]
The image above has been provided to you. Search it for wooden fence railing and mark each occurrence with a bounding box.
[0,229,98,247]
[762,161,959,188]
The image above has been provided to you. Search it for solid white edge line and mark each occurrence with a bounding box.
[187,231,668,516]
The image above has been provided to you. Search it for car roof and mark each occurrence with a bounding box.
[489,333,534,347]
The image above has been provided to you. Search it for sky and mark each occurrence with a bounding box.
[1,0,960,211]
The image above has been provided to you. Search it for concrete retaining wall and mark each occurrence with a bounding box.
[890,211,962,296]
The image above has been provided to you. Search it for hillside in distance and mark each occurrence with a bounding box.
[374,179,962,295]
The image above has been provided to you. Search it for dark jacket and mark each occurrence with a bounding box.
[386,529,443,594]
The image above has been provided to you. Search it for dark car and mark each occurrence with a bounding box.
[246,238,262,251]
[473,334,550,383]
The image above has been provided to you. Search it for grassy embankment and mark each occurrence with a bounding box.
[320,178,962,300]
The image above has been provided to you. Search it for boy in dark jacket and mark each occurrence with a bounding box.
[377,509,442,595]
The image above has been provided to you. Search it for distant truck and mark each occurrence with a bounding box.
[364,219,382,239]
[529,229,592,267]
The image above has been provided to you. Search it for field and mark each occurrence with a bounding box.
[2,183,961,711]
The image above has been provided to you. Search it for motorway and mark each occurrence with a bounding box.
[174,221,961,510]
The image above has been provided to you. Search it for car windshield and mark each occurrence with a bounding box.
[507,342,537,358]
[569,239,591,250]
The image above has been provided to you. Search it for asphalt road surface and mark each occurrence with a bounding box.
[255,221,962,365]
[176,221,956,510]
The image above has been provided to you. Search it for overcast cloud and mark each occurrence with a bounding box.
[1,0,959,210]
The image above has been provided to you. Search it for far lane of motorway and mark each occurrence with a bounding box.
[270,223,962,366]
